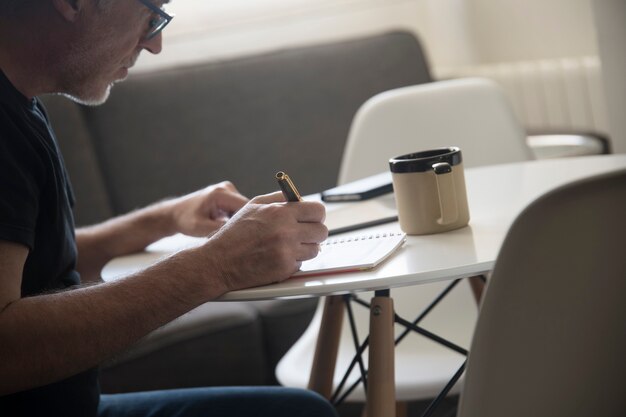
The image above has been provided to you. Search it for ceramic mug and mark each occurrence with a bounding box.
[389,147,470,235]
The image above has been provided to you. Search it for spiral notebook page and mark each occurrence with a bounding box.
[294,232,406,277]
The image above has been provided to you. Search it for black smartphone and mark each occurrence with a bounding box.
[321,172,393,202]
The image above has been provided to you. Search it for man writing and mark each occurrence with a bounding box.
[0,1,337,416]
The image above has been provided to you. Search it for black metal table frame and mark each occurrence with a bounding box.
[328,275,486,417]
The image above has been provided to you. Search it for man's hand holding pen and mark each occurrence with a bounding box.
[196,190,326,294]
[171,173,324,299]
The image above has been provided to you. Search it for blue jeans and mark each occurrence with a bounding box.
[98,386,338,417]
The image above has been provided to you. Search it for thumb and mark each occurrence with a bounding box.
[251,191,287,204]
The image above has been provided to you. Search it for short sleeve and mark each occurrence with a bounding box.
[0,108,46,250]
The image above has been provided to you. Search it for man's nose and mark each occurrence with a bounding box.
[139,32,163,55]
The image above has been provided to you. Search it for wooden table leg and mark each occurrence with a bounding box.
[308,295,344,399]
[468,275,486,305]
[366,291,396,417]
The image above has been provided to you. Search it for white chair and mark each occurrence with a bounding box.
[458,168,626,417]
[276,78,533,412]
[338,77,532,184]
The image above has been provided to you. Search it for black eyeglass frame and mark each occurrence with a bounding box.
[136,0,174,40]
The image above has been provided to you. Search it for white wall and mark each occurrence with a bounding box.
[465,0,598,64]
[136,0,600,73]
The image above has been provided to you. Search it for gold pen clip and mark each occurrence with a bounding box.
[276,171,302,202]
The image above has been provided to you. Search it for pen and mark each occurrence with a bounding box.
[276,171,302,202]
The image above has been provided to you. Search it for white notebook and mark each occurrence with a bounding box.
[294,232,406,277]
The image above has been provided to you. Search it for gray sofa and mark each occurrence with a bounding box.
[41,31,432,393]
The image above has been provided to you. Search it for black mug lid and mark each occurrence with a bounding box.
[389,147,462,173]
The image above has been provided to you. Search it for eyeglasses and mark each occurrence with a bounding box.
[136,0,174,40]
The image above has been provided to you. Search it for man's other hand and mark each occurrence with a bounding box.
[167,181,249,237]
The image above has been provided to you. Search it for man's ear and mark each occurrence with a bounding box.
[51,0,86,22]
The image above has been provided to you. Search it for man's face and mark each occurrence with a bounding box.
[57,0,165,105]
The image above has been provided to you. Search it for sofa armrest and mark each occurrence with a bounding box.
[526,132,611,159]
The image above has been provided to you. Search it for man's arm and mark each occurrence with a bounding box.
[76,181,248,282]
[0,239,215,395]
[0,193,327,396]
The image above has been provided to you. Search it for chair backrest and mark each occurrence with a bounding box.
[458,168,626,417]
[338,77,532,184]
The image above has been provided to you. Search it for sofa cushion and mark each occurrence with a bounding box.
[99,302,268,392]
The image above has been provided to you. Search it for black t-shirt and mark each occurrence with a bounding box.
[0,69,100,416]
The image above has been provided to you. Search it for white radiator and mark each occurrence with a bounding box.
[434,57,609,137]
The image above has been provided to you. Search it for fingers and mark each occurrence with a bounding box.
[294,223,327,261]
[297,243,322,262]
[251,191,286,204]
[169,181,252,237]
[212,188,249,216]
[297,221,328,244]
[291,201,326,223]
[216,180,240,193]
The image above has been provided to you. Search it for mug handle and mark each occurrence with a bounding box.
[433,162,458,225]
